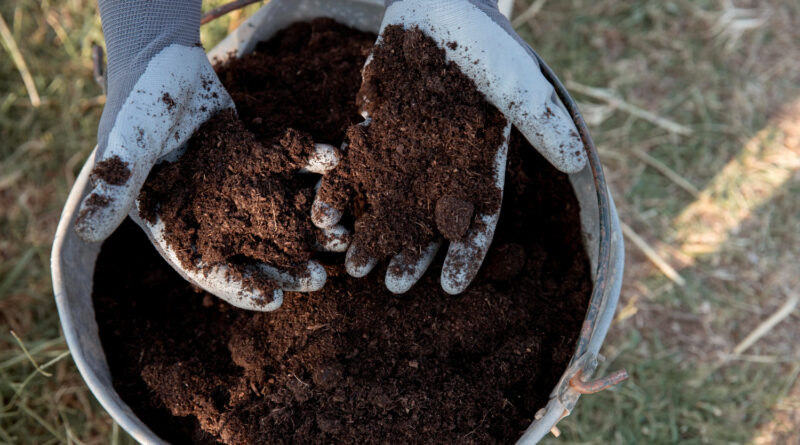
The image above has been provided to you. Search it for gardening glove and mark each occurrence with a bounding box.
[312,0,586,295]
[129,143,348,312]
[73,0,339,311]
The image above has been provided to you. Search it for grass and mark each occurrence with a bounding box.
[1,0,798,443]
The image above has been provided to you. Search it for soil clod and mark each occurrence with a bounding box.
[318,25,508,264]
[91,155,131,186]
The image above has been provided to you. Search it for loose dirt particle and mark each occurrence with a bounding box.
[161,92,176,110]
[90,155,131,186]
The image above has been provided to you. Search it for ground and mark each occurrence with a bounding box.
[1,0,798,444]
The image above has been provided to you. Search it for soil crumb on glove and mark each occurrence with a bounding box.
[137,19,374,295]
[91,155,131,186]
[318,25,508,266]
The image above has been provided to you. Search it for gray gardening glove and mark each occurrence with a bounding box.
[312,0,586,295]
[74,0,339,311]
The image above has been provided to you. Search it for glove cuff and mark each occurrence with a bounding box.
[99,0,202,96]
[97,0,203,156]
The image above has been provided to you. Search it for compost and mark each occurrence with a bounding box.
[93,19,592,445]
[137,19,374,296]
[317,25,507,266]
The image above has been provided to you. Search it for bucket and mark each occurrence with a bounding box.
[51,0,625,443]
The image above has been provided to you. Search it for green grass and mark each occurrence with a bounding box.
[2,0,799,443]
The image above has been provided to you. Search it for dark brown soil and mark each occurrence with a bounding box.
[91,155,130,186]
[216,19,375,146]
[91,19,592,445]
[138,109,317,271]
[136,19,374,295]
[318,26,508,265]
[94,127,590,444]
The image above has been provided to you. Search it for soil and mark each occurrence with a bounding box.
[91,19,592,445]
[435,195,475,241]
[137,109,318,278]
[91,155,130,186]
[94,127,591,444]
[137,19,374,295]
[317,25,508,265]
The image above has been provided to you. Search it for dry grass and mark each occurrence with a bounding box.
[512,0,800,443]
[1,0,798,443]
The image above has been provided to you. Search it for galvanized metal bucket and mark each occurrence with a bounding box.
[51,0,625,443]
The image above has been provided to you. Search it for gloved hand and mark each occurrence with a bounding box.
[312,0,587,295]
[73,0,335,311]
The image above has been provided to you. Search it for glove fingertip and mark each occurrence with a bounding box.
[301,143,340,174]
[74,189,127,243]
[516,114,587,174]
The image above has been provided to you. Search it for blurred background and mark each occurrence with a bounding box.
[1,0,798,443]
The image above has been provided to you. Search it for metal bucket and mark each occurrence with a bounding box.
[51,0,625,443]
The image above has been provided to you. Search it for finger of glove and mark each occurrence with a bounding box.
[310,118,370,228]
[385,241,441,294]
[300,143,340,174]
[75,149,151,242]
[440,122,509,294]
[315,224,351,252]
[129,209,285,311]
[312,178,345,229]
[383,0,585,174]
[345,240,378,278]
[441,211,499,295]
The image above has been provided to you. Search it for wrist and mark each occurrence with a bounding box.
[99,0,202,93]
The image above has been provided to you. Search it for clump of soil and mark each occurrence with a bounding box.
[91,155,130,186]
[92,19,592,445]
[136,19,374,295]
[138,109,318,272]
[318,25,508,265]
[94,129,591,444]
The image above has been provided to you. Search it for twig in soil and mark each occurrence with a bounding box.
[201,0,262,25]
[620,221,686,286]
[632,148,701,197]
[566,80,693,135]
[511,0,547,29]
[0,13,41,107]
[289,371,309,386]
[731,292,799,356]
[462,412,489,439]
